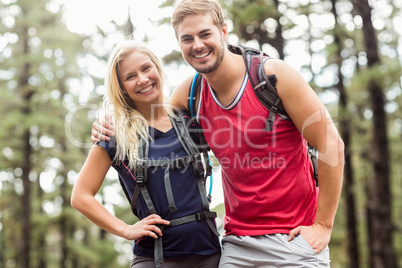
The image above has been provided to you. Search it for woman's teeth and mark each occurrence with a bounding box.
[139,85,153,93]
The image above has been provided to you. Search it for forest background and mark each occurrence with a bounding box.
[1,0,401,267]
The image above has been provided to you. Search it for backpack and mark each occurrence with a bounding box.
[118,112,219,267]
[187,44,319,186]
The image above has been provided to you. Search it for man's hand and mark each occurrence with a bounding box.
[288,223,331,254]
[91,114,115,143]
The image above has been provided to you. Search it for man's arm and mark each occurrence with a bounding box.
[265,59,344,253]
[169,75,194,110]
[91,114,114,142]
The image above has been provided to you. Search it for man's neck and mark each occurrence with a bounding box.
[202,51,246,105]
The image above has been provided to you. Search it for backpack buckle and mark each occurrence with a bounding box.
[195,211,217,221]
[136,168,144,185]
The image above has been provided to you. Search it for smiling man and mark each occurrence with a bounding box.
[169,1,344,267]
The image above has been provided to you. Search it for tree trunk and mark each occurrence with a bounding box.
[330,1,360,267]
[271,0,285,59]
[58,78,71,268]
[20,27,33,268]
[352,0,397,267]
[37,182,47,268]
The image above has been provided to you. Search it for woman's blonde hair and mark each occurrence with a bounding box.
[171,0,225,39]
[103,40,166,168]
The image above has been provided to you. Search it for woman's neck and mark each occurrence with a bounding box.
[148,107,172,132]
[136,104,172,131]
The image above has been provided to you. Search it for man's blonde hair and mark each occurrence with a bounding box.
[171,0,225,38]
[103,40,165,168]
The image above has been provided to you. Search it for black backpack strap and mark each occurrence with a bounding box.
[308,143,319,186]
[131,139,157,215]
[170,114,209,209]
[170,114,218,235]
[228,44,290,130]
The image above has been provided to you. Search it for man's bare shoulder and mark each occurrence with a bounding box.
[263,58,291,75]
[169,75,194,110]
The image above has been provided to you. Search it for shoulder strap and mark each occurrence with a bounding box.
[170,112,217,224]
[170,113,213,205]
[131,139,157,215]
[308,143,319,186]
[187,72,203,118]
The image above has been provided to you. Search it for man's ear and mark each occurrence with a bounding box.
[222,22,228,41]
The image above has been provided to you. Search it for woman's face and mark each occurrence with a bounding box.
[117,51,162,107]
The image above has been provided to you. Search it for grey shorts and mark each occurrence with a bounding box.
[131,253,221,268]
[219,234,330,267]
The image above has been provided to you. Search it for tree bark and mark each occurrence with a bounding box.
[352,0,397,267]
[330,1,360,267]
[20,26,33,268]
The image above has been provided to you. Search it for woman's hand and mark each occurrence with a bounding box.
[123,214,170,240]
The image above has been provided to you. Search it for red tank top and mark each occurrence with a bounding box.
[197,73,318,236]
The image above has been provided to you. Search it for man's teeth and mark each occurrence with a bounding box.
[195,52,210,58]
[139,85,153,93]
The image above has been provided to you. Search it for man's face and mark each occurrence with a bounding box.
[176,13,227,74]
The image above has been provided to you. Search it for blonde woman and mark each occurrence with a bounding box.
[71,40,221,268]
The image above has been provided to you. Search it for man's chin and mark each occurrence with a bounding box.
[192,64,217,74]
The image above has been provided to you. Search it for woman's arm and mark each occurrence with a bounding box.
[71,145,170,240]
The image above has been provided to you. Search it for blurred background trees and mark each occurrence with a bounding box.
[0,0,401,267]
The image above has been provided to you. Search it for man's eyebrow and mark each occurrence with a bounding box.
[199,29,212,35]
[180,34,193,40]
[179,29,212,40]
